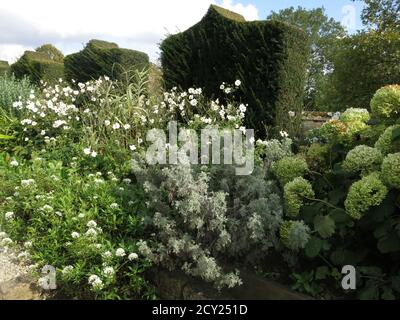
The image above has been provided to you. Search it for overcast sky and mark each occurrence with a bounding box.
[0,0,363,64]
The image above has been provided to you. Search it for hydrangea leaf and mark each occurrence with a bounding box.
[305,236,322,258]
[377,233,400,254]
[314,215,335,239]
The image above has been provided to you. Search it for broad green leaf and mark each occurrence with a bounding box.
[359,285,379,300]
[305,236,323,258]
[377,233,400,254]
[314,215,336,238]
[315,266,330,280]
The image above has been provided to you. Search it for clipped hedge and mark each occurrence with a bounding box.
[161,5,309,137]
[64,39,150,83]
[0,60,10,75]
[11,51,64,84]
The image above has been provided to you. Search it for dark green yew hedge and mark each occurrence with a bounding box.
[11,51,64,84]
[161,5,309,137]
[64,39,149,83]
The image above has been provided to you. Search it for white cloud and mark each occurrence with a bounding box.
[0,0,259,63]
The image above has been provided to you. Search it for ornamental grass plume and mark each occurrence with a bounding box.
[342,145,383,176]
[381,153,400,190]
[272,156,309,186]
[344,172,388,220]
[284,177,315,217]
[279,220,310,251]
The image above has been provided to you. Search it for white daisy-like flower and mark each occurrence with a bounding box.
[112,123,120,130]
[235,80,241,87]
[102,251,112,259]
[279,130,289,138]
[91,151,97,158]
[123,124,131,130]
[88,275,103,290]
[115,248,126,257]
[288,111,295,117]
[239,104,247,113]
[85,228,98,238]
[104,120,111,126]
[129,145,137,151]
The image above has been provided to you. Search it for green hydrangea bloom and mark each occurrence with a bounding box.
[342,145,383,176]
[344,172,388,220]
[319,119,349,142]
[340,108,370,124]
[371,85,400,119]
[280,220,311,251]
[272,156,309,186]
[306,143,330,170]
[374,125,400,155]
[381,153,400,189]
[284,177,315,217]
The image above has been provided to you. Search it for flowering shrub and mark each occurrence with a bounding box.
[344,172,388,220]
[374,125,400,155]
[342,145,383,176]
[283,177,315,218]
[370,85,400,119]
[381,153,400,189]
[272,156,309,186]
[0,154,154,299]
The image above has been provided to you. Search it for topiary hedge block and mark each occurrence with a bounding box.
[64,39,150,83]
[11,51,64,84]
[0,60,10,75]
[161,5,309,137]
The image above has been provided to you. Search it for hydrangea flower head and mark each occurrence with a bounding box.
[284,177,315,217]
[381,153,400,190]
[371,85,400,119]
[345,172,388,220]
[374,125,400,155]
[342,145,383,176]
[272,156,309,186]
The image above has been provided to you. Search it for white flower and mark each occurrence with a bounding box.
[115,248,126,257]
[129,145,137,151]
[102,251,112,259]
[62,265,74,275]
[110,203,119,209]
[279,130,289,138]
[190,99,198,106]
[235,80,241,87]
[41,205,53,212]
[288,111,296,117]
[123,178,131,184]
[91,151,97,158]
[88,275,103,290]
[21,179,35,187]
[53,120,66,128]
[24,241,32,248]
[239,104,246,113]
[10,160,19,167]
[1,238,13,246]
[5,212,14,221]
[128,253,139,261]
[112,123,120,130]
[220,84,225,90]
[123,124,131,130]
[85,228,98,238]
[249,137,255,144]
[41,130,46,136]
[84,147,91,155]
[71,232,80,239]
[87,220,97,228]
[104,120,111,126]
[103,267,115,277]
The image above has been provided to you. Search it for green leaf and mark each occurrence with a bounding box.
[315,266,330,280]
[392,127,400,142]
[377,233,400,254]
[328,190,345,206]
[0,134,13,140]
[330,208,349,224]
[359,285,379,300]
[314,215,336,239]
[305,236,323,258]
